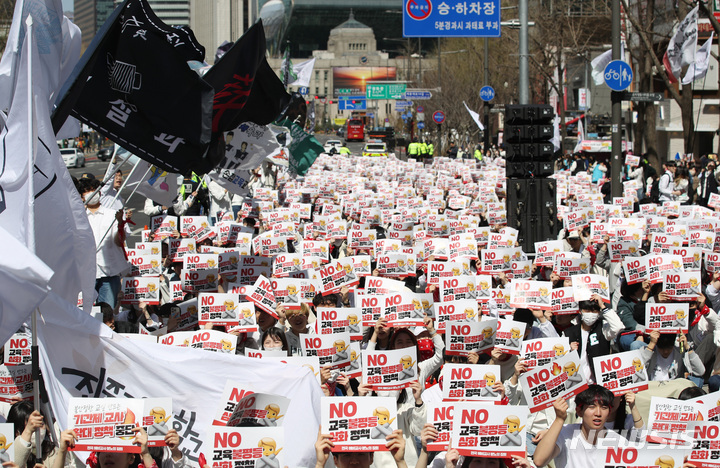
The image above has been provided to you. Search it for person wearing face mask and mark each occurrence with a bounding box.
[80,178,131,309]
[563,294,623,384]
[261,328,290,356]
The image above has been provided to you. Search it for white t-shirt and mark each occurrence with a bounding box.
[554,423,628,468]
[87,206,130,278]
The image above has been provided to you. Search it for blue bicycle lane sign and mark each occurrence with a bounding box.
[604,60,633,91]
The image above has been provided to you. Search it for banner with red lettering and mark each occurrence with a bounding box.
[321,397,397,452]
[663,271,702,301]
[441,364,502,402]
[445,319,498,356]
[509,279,553,310]
[301,333,352,370]
[0,364,33,401]
[362,347,418,391]
[593,350,648,396]
[693,390,720,422]
[248,275,277,316]
[645,303,690,334]
[520,337,570,372]
[494,318,527,355]
[519,350,588,412]
[646,396,696,446]
[121,276,161,305]
[450,402,528,458]
[198,293,241,327]
[206,426,284,466]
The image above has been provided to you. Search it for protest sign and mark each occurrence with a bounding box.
[300,241,330,264]
[348,229,376,249]
[382,291,426,327]
[168,238,196,262]
[520,337,570,371]
[494,318,527,355]
[364,277,406,295]
[646,396,697,445]
[273,253,304,277]
[182,216,215,243]
[519,350,588,412]
[0,423,14,460]
[321,397,397,452]
[347,255,372,277]
[434,300,478,333]
[599,445,687,468]
[571,274,610,303]
[534,240,565,267]
[198,293,243,327]
[247,275,277,316]
[622,256,650,285]
[509,280,553,310]
[317,258,359,295]
[672,246,703,272]
[151,215,177,239]
[316,307,362,340]
[593,350,649,396]
[121,276,161,305]
[343,342,363,379]
[181,269,219,292]
[0,364,33,401]
[426,402,454,452]
[4,333,31,365]
[650,233,684,255]
[270,278,304,311]
[252,234,289,257]
[168,298,199,332]
[663,271,702,301]
[445,319,498,356]
[217,251,240,282]
[227,392,290,427]
[439,275,479,302]
[363,347,418,391]
[510,260,533,279]
[450,403,528,458]
[245,349,286,359]
[645,303,690,334]
[441,364,503,402]
[127,250,162,277]
[479,248,515,273]
[183,253,219,271]
[211,382,255,426]
[550,287,578,315]
[359,294,383,326]
[607,240,641,262]
[689,422,720,468]
[67,397,146,452]
[206,426,284,467]
[553,256,590,278]
[376,253,414,278]
[301,333,352,370]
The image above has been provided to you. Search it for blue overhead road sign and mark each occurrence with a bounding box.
[405,90,432,100]
[403,0,501,37]
[604,60,633,91]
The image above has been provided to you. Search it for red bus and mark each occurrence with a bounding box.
[346,119,365,142]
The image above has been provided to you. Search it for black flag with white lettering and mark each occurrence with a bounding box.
[52,0,216,175]
[203,21,291,133]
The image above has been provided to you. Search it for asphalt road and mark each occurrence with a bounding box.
[65,134,372,245]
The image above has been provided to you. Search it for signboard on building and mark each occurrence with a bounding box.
[403,0,501,37]
[333,67,397,98]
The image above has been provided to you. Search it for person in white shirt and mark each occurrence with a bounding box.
[658,160,679,202]
[100,168,124,210]
[81,178,131,308]
[533,385,629,468]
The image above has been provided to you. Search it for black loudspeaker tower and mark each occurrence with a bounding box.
[504,105,559,252]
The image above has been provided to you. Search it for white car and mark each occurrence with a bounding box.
[324,139,343,154]
[362,142,388,157]
[60,148,85,168]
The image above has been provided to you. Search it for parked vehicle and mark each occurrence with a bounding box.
[60,148,85,168]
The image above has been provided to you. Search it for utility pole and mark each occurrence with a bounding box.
[484,38,490,150]
[519,0,529,104]
[611,0,622,198]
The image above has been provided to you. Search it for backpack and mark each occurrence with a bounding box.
[650,177,661,203]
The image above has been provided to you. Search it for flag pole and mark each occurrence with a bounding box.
[94,164,152,252]
[24,15,43,460]
[83,150,134,207]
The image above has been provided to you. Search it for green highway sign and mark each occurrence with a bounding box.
[366,83,407,100]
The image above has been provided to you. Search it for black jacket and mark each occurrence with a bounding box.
[563,319,611,381]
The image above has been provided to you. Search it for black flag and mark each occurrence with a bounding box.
[203,21,291,133]
[52,0,215,175]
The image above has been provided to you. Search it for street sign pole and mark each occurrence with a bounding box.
[611,0,622,198]
[483,38,490,151]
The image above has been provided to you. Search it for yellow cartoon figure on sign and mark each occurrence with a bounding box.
[480,326,494,348]
[0,433,13,463]
[222,300,236,319]
[398,355,416,380]
[654,456,675,468]
[480,372,499,398]
[673,308,688,328]
[258,404,284,427]
[553,344,566,357]
[564,362,583,390]
[257,437,282,468]
[632,358,647,383]
[220,339,235,353]
[332,339,349,362]
[499,415,525,446]
[507,327,522,348]
[370,407,396,439]
[147,407,171,436]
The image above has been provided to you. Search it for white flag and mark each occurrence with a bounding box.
[290,57,316,88]
[574,118,585,153]
[463,101,484,130]
[550,115,561,151]
[0,21,95,313]
[591,42,626,86]
[663,5,699,83]
[0,0,80,109]
[37,292,321,466]
[0,225,53,345]
[111,146,181,207]
[682,32,714,85]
